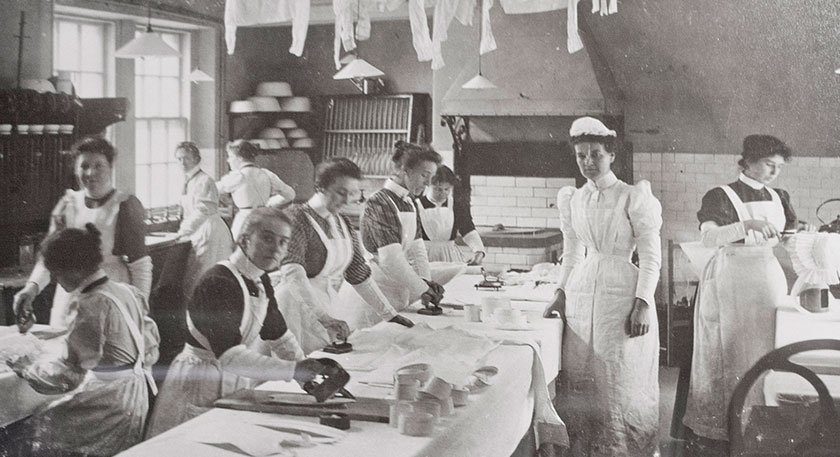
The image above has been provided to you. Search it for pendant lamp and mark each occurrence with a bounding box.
[189,68,214,83]
[333,0,385,86]
[116,4,180,59]
[462,0,496,90]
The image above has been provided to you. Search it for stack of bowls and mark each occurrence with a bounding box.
[279,96,311,112]
[247,96,282,112]
[230,100,256,114]
[256,81,293,97]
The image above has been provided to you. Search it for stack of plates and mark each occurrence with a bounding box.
[255,81,292,97]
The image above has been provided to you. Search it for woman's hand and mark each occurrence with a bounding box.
[467,252,486,266]
[13,283,38,333]
[626,298,651,337]
[320,318,351,342]
[744,219,780,240]
[423,280,445,305]
[388,314,415,328]
[543,289,566,320]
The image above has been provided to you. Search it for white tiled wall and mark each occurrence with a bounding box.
[455,243,563,271]
[470,176,577,228]
[635,152,840,303]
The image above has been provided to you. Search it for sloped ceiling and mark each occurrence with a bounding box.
[583,0,840,155]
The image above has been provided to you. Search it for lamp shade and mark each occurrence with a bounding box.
[462,74,497,90]
[189,68,214,83]
[333,58,385,80]
[116,30,180,58]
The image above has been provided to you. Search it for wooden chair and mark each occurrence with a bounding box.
[729,339,840,457]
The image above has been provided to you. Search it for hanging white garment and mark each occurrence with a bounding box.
[557,178,661,456]
[408,0,434,61]
[225,0,311,56]
[47,190,131,328]
[416,195,465,263]
[683,185,787,441]
[431,0,475,69]
[333,197,420,330]
[146,261,271,437]
[180,169,234,297]
[275,212,354,354]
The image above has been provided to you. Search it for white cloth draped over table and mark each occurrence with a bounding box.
[179,167,234,297]
[225,0,310,56]
[556,171,662,457]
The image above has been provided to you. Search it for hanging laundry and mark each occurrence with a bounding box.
[408,0,435,61]
[225,0,311,56]
[431,0,475,69]
[332,0,376,69]
[568,0,616,53]
[499,0,564,14]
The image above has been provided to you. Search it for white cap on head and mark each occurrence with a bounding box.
[569,116,616,138]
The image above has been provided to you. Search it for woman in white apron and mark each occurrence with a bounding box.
[8,224,155,456]
[147,207,335,437]
[217,140,296,239]
[273,158,398,354]
[332,141,445,331]
[683,135,801,453]
[543,117,662,457]
[415,165,486,265]
[175,142,234,296]
[13,137,152,329]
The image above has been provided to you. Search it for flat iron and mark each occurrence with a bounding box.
[302,358,353,403]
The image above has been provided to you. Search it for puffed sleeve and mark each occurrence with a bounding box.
[216,170,243,194]
[114,195,148,262]
[697,187,746,247]
[627,181,663,307]
[556,187,583,290]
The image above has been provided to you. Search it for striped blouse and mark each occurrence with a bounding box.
[361,181,422,254]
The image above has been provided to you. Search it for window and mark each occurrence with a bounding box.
[53,17,113,98]
[134,30,190,209]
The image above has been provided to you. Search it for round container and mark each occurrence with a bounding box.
[398,411,435,437]
[230,100,256,113]
[395,363,432,384]
[463,304,481,322]
[285,128,308,139]
[411,399,441,423]
[393,377,420,401]
[0,124,11,135]
[292,138,314,149]
[247,96,282,112]
[420,377,452,401]
[44,124,60,134]
[16,124,30,134]
[451,387,470,407]
[258,127,286,139]
[279,96,311,112]
[255,81,293,97]
[481,296,511,320]
[29,124,44,135]
[389,400,413,427]
[275,118,297,129]
[262,139,282,149]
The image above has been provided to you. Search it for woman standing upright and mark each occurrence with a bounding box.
[543,117,662,457]
[13,137,152,329]
[683,135,800,454]
[274,158,403,354]
[175,141,234,296]
[217,140,296,239]
[332,141,445,330]
[414,165,486,265]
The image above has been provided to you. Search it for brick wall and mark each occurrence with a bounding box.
[455,243,563,272]
[635,152,840,303]
[469,176,577,229]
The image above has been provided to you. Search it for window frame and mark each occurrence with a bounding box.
[52,14,115,98]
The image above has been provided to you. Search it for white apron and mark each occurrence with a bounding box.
[684,185,787,441]
[417,195,465,263]
[29,281,151,456]
[230,165,271,240]
[275,212,354,355]
[333,197,419,330]
[180,174,235,296]
[51,190,131,327]
[560,190,660,457]
[146,261,270,437]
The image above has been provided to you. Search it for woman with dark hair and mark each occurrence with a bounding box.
[147,207,336,437]
[683,135,804,453]
[175,141,234,295]
[273,158,405,354]
[414,165,486,265]
[542,117,662,456]
[8,224,156,456]
[333,141,445,330]
[217,139,296,239]
[13,136,151,329]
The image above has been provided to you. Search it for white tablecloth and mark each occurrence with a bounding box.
[119,274,564,457]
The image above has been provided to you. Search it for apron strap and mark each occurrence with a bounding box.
[719,185,751,222]
[95,286,158,395]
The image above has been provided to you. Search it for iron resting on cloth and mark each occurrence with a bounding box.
[302,358,354,403]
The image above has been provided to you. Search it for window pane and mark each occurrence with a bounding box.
[57,22,80,70]
[134,76,146,117]
[135,120,150,164]
[150,120,167,163]
[167,119,186,151]
[136,164,150,207]
[80,24,104,71]
[160,78,180,117]
[144,76,161,117]
[135,55,146,75]
[150,163,168,208]
[79,73,103,98]
[160,56,180,77]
